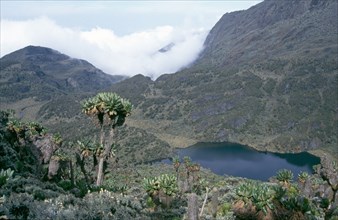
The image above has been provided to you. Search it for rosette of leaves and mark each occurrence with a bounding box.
[276,169,294,186]
[183,156,192,169]
[7,120,47,142]
[251,184,275,215]
[143,174,178,197]
[298,171,309,184]
[0,168,14,187]
[158,174,178,196]
[172,156,180,172]
[52,133,63,146]
[27,121,47,137]
[235,181,275,216]
[235,181,255,203]
[143,176,161,196]
[280,195,317,217]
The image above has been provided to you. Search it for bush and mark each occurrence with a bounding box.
[0,168,14,187]
[276,169,294,184]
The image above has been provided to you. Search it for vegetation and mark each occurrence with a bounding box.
[0,108,337,219]
[0,0,337,218]
[81,92,132,186]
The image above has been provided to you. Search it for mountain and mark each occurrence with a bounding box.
[0,46,172,164]
[0,45,127,121]
[0,46,126,102]
[0,0,337,161]
[197,0,337,68]
[158,43,175,53]
[109,0,338,157]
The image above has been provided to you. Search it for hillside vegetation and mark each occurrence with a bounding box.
[1,0,337,159]
[0,109,337,219]
[107,0,338,157]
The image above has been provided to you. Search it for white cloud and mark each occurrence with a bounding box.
[1,17,207,79]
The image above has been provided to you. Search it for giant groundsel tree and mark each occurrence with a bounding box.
[82,92,132,186]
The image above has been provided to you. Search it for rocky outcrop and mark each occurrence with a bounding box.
[32,134,59,164]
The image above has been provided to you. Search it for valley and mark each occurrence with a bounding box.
[0,0,337,219]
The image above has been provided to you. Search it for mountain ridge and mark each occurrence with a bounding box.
[0,45,126,102]
[196,0,337,68]
[108,0,337,157]
[1,0,337,160]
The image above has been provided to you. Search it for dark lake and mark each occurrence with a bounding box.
[161,142,320,181]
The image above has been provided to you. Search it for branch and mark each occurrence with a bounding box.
[199,187,209,218]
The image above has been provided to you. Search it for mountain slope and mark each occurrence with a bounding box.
[0,0,337,161]
[0,46,173,164]
[109,0,338,157]
[0,45,126,121]
[0,46,126,102]
[197,0,337,68]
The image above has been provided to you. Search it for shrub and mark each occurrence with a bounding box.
[235,181,274,215]
[0,168,14,187]
[143,174,178,208]
[276,169,294,185]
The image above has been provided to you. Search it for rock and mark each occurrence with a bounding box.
[32,134,58,164]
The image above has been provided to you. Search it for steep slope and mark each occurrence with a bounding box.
[197,0,337,67]
[112,0,337,157]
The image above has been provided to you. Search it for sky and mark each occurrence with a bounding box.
[0,1,262,79]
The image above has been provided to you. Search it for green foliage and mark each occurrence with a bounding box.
[235,181,256,203]
[143,177,160,196]
[52,133,63,145]
[81,92,133,186]
[158,174,178,196]
[218,202,232,216]
[235,181,274,215]
[280,193,315,214]
[298,171,309,183]
[251,184,274,215]
[58,180,73,191]
[143,174,178,197]
[146,196,156,208]
[276,169,294,183]
[53,149,71,161]
[7,119,47,141]
[172,155,180,171]
[183,156,192,168]
[27,121,47,136]
[0,168,14,187]
[81,92,132,128]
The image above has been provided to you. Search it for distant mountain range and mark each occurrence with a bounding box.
[0,0,337,161]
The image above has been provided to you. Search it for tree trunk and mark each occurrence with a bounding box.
[75,153,91,188]
[96,128,115,186]
[69,160,74,187]
[99,125,104,146]
[188,193,199,220]
[199,187,209,218]
[96,157,104,186]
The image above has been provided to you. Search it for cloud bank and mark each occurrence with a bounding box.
[1,17,208,79]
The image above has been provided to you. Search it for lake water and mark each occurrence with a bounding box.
[161,142,320,181]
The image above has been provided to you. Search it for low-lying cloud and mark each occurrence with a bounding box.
[1,17,208,79]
